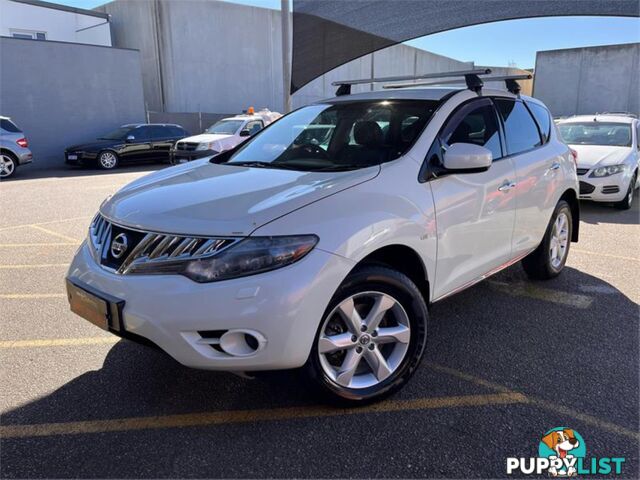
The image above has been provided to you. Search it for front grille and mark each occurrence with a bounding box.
[602,185,620,194]
[576,168,589,176]
[89,214,239,274]
[579,181,595,195]
[176,142,200,151]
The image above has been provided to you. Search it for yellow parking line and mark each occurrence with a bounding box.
[427,363,640,441]
[0,243,79,247]
[0,392,525,439]
[572,249,640,263]
[0,293,66,299]
[488,281,592,309]
[30,224,80,243]
[0,337,118,349]
[0,216,91,232]
[0,263,69,269]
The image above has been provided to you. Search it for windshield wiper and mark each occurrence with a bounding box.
[226,161,279,169]
[314,164,368,172]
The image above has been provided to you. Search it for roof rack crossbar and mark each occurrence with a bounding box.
[332,68,492,96]
[383,74,532,94]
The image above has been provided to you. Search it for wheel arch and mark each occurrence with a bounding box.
[559,188,579,242]
[0,148,18,161]
[354,244,430,304]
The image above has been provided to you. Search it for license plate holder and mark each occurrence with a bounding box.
[67,154,78,160]
[66,278,124,332]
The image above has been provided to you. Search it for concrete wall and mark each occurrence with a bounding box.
[100,0,473,114]
[0,0,111,46]
[533,43,640,117]
[0,37,145,169]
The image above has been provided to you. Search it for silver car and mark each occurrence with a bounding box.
[1,116,33,179]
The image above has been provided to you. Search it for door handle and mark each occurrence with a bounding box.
[498,181,517,192]
[548,162,561,171]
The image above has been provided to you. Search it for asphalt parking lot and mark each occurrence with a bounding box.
[1,166,638,478]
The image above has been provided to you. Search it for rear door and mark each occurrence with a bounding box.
[494,98,559,257]
[148,126,181,161]
[429,98,517,300]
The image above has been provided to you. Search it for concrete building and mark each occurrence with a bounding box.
[0,0,112,46]
[0,37,145,169]
[533,43,640,117]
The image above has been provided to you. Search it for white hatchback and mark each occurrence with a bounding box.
[557,114,639,210]
[67,85,579,403]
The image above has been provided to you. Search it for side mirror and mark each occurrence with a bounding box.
[239,129,251,137]
[443,143,492,172]
[125,135,135,142]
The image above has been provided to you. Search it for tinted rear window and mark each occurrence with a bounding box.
[1,119,21,133]
[494,99,542,155]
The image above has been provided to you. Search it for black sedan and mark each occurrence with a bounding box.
[65,124,188,170]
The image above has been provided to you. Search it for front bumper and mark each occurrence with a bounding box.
[578,173,631,202]
[65,151,97,166]
[170,149,217,164]
[66,241,352,371]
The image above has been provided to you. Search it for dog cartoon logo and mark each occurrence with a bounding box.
[539,428,586,477]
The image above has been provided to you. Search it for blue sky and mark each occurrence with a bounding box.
[56,0,639,69]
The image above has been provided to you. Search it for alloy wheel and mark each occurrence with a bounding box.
[318,291,411,389]
[549,212,569,269]
[99,152,117,169]
[0,155,16,178]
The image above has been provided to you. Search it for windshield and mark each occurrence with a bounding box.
[206,120,244,135]
[223,100,438,171]
[99,127,134,140]
[558,122,632,147]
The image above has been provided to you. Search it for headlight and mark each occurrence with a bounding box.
[196,142,217,151]
[590,165,626,177]
[129,235,318,283]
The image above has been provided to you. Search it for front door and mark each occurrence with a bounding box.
[428,98,517,300]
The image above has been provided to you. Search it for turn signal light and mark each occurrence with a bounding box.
[16,138,28,148]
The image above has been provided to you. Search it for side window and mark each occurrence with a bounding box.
[636,124,640,151]
[494,99,542,155]
[527,102,552,144]
[245,121,263,136]
[440,101,502,161]
[0,119,21,133]
[149,126,170,139]
[168,126,186,137]
[131,126,151,140]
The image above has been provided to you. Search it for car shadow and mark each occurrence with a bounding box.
[579,197,639,225]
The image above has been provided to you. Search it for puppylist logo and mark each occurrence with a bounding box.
[506,427,626,476]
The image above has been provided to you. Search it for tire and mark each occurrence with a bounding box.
[305,265,428,404]
[0,151,17,179]
[97,150,119,170]
[522,200,572,280]
[613,172,636,210]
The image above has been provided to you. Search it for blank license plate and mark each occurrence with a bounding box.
[67,154,77,160]
[66,280,111,330]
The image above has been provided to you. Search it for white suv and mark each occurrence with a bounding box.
[66,85,579,403]
[556,114,639,210]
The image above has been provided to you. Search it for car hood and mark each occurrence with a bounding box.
[569,145,632,169]
[100,159,379,236]
[67,140,118,152]
[180,133,233,144]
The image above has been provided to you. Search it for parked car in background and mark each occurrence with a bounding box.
[65,124,188,170]
[171,108,281,164]
[66,81,580,404]
[0,116,33,179]
[557,113,639,210]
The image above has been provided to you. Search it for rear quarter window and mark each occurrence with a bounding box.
[1,119,21,133]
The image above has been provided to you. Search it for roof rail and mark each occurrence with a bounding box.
[332,68,491,96]
[383,73,532,96]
